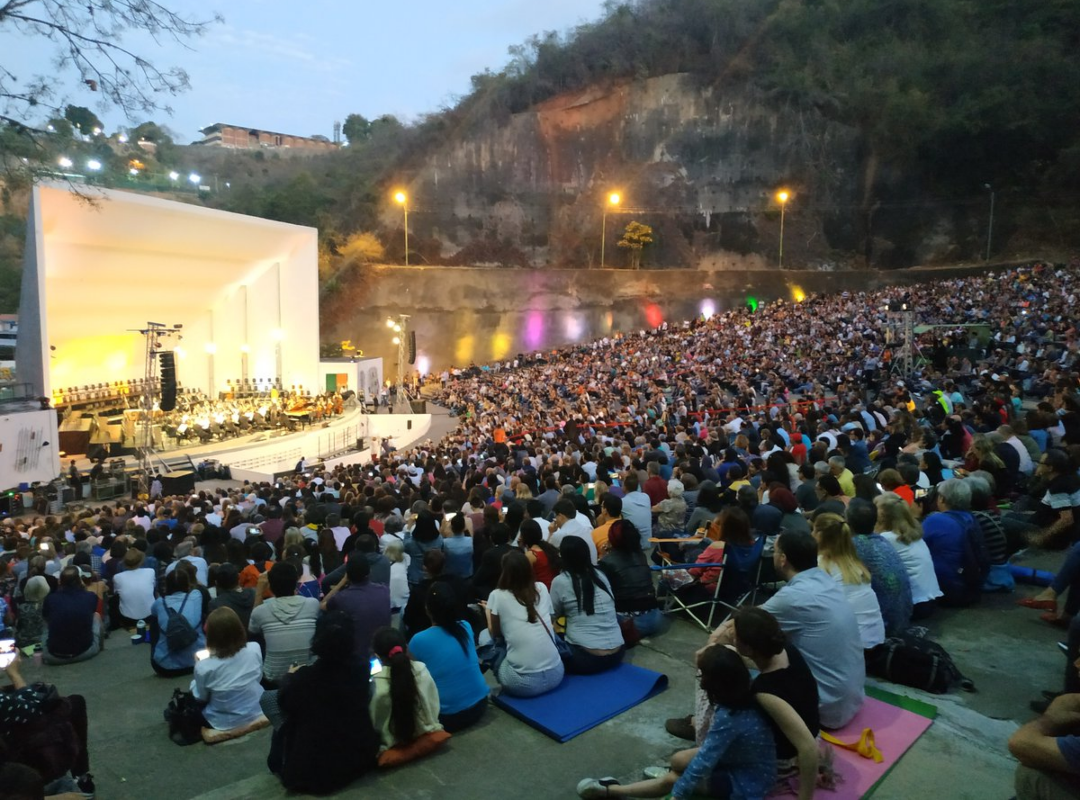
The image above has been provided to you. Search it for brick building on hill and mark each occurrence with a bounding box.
[193,123,338,152]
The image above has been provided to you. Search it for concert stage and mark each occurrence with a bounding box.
[117,405,433,484]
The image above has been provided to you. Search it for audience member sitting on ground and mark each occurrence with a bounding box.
[551,536,625,674]
[812,513,885,650]
[1008,688,1080,799]
[263,610,379,794]
[599,520,662,638]
[578,645,776,799]
[248,562,320,686]
[845,499,913,636]
[408,581,489,733]
[482,550,564,698]
[13,575,49,651]
[733,608,821,800]
[874,493,942,619]
[321,556,391,664]
[520,519,561,589]
[149,567,206,677]
[42,566,103,666]
[921,478,990,607]
[191,607,265,732]
[369,626,446,756]
[110,548,156,630]
[208,563,256,629]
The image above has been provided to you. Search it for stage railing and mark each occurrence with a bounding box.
[226,420,369,472]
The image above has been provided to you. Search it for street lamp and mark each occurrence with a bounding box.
[776,190,791,269]
[188,173,201,184]
[600,192,621,268]
[168,171,179,181]
[57,156,73,168]
[394,191,409,266]
[984,183,995,262]
[86,160,102,171]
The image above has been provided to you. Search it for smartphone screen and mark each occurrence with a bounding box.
[194,649,210,662]
[0,639,16,669]
[370,656,382,676]
[444,512,457,522]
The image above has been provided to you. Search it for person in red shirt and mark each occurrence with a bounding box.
[878,469,914,505]
[643,461,668,506]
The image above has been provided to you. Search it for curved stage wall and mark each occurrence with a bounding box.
[328,262,1014,374]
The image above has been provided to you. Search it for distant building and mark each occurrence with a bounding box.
[193,123,338,152]
[0,314,16,379]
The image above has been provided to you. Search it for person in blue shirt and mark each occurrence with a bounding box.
[577,645,775,799]
[408,581,488,732]
[150,568,206,677]
[442,513,474,579]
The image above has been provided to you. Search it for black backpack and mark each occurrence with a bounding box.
[867,632,975,694]
[163,592,198,652]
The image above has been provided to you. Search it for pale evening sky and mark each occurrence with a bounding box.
[2,0,610,142]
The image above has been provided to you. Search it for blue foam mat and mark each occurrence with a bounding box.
[491,662,669,742]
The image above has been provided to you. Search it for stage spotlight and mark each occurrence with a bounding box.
[392,336,400,345]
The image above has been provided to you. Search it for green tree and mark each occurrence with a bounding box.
[63,105,102,134]
[0,1,218,187]
[618,221,654,269]
[342,114,372,144]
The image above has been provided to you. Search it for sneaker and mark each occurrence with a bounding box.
[75,773,95,798]
[642,766,668,779]
[577,778,619,798]
[665,714,695,741]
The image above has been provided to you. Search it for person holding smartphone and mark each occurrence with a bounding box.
[191,608,264,731]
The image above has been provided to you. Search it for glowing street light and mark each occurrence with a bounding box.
[86,159,102,171]
[776,190,791,269]
[57,156,73,168]
[386,318,396,329]
[168,171,179,181]
[393,323,402,333]
[394,191,409,266]
[600,192,622,268]
[188,172,201,184]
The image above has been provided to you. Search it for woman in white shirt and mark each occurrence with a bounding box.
[812,513,885,649]
[384,539,410,611]
[874,493,943,619]
[369,627,444,753]
[192,607,265,731]
[483,550,564,697]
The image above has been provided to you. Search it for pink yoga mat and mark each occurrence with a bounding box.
[824,695,935,799]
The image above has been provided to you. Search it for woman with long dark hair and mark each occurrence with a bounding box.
[405,511,445,587]
[482,550,563,697]
[369,627,444,754]
[577,645,775,799]
[519,519,560,588]
[551,536,624,674]
[409,581,489,732]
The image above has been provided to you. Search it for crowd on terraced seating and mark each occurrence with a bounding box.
[3,262,1080,798]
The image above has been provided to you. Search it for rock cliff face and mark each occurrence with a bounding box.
[392,73,967,270]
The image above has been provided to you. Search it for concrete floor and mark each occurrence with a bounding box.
[20,543,1065,799]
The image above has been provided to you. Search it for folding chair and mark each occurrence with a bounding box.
[650,537,727,632]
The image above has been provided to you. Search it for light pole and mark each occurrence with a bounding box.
[600,192,621,268]
[386,315,410,412]
[777,190,790,269]
[984,183,995,262]
[394,191,409,266]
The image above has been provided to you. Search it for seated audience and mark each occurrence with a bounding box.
[42,566,103,666]
[208,563,256,629]
[110,548,157,629]
[579,645,775,799]
[874,493,942,619]
[149,568,207,677]
[192,607,265,731]
[482,550,564,697]
[248,562,320,685]
[551,536,625,674]
[322,557,391,664]
[921,478,989,607]
[520,519,560,589]
[599,520,662,638]
[845,499,913,636]
[369,626,445,754]
[409,581,489,733]
[812,513,885,650]
[1008,689,1080,799]
[264,610,379,793]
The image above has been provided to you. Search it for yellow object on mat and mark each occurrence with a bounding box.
[821,728,883,763]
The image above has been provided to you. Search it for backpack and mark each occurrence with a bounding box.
[163,592,198,652]
[946,511,990,603]
[867,632,975,694]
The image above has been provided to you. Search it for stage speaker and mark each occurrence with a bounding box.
[160,470,196,495]
[159,351,177,412]
[407,331,416,365]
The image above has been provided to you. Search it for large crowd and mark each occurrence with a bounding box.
[2,262,1080,799]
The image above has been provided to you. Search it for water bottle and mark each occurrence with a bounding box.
[136,620,147,643]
